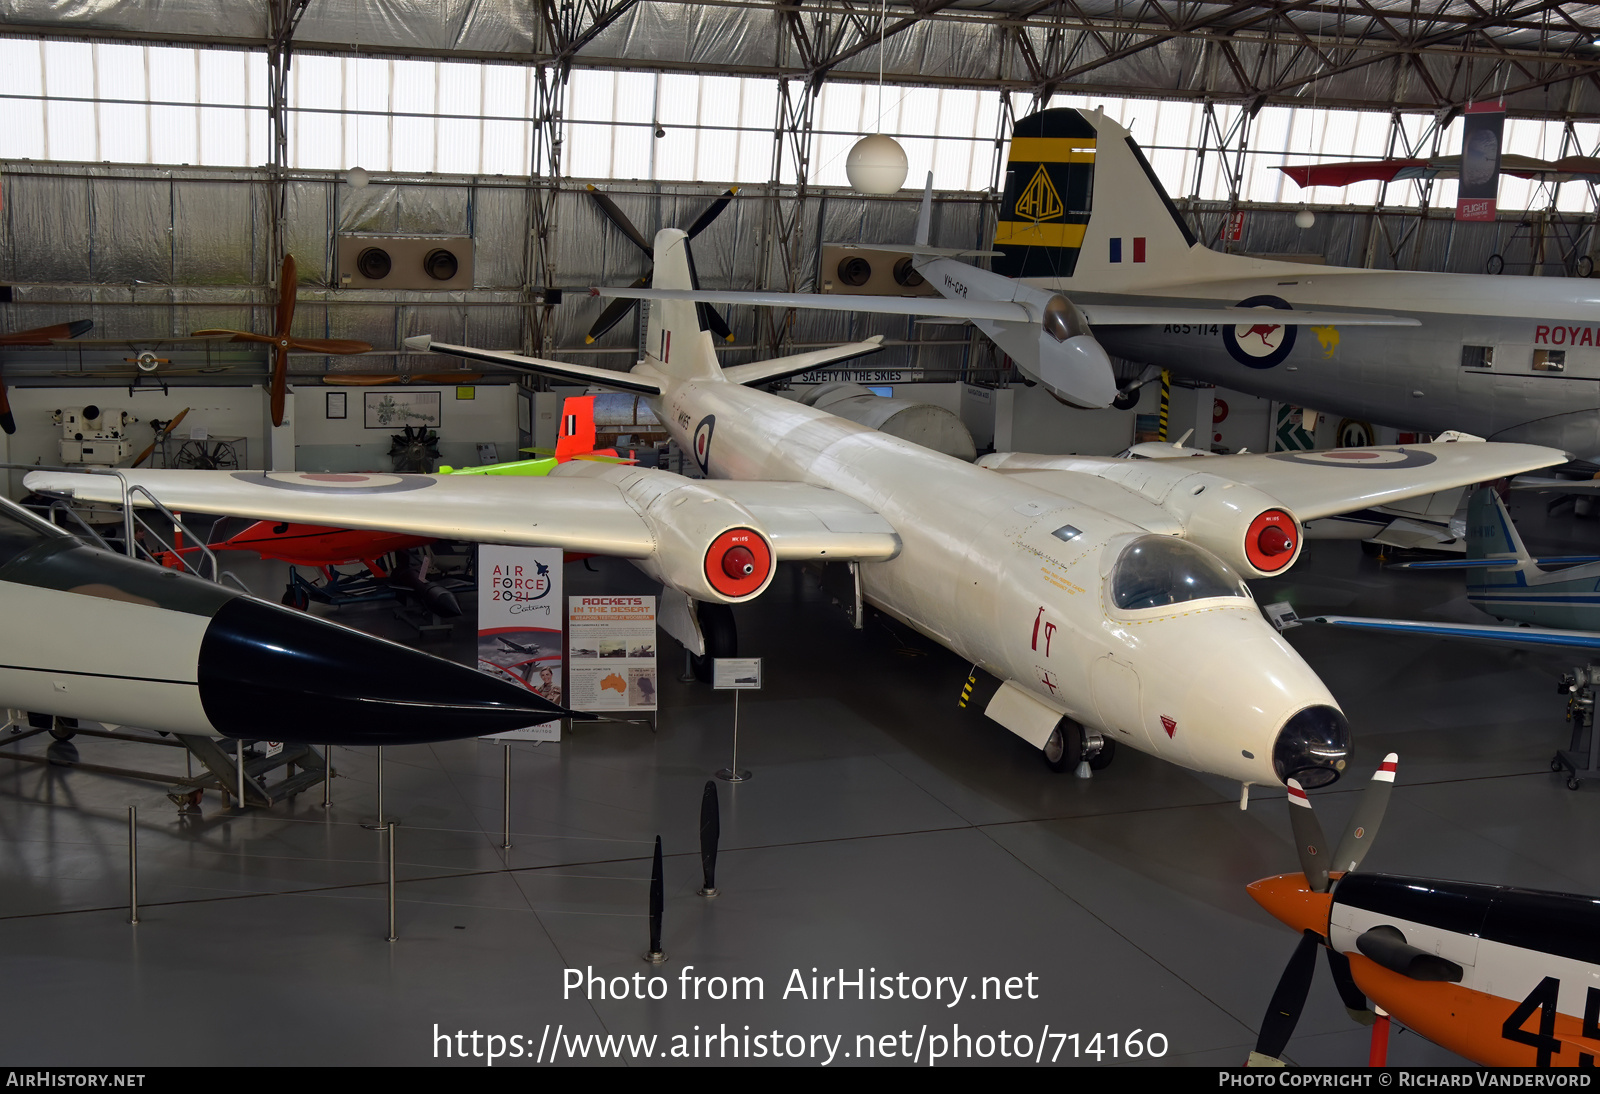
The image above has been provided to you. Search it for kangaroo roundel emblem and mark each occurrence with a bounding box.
[692,415,716,475]
[1223,295,1298,369]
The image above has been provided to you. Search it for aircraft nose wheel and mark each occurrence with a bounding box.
[281,584,310,611]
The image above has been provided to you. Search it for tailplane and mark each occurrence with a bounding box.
[554,395,600,462]
[643,229,723,382]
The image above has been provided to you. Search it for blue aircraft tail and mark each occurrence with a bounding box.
[1465,487,1535,591]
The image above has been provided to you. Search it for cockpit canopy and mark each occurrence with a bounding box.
[1042,295,1092,343]
[1109,534,1249,611]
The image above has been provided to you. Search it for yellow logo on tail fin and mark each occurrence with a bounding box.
[1016,163,1064,223]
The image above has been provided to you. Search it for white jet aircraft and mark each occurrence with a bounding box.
[25,231,1566,795]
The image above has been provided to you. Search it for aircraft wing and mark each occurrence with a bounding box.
[21,468,900,563]
[986,441,1566,521]
[401,336,664,395]
[1298,614,1600,653]
[1512,475,1600,495]
[1074,304,1420,328]
[721,336,886,385]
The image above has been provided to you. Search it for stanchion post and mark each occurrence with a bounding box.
[645,835,666,964]
[363,746,385,830]
[698,781,720,897]
[501,745,512,851]
[386,822,398,943]
[235,738,245,808]
[127,805,139,924]
[321,745,332,809]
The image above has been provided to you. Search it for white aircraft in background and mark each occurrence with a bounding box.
[611,106,1600,466]
[27,230,1566,794]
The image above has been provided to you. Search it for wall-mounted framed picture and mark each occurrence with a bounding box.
[364,390,442,429]
[326,391,347,420]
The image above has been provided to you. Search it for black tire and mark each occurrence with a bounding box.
[1042,717,1084,773]
[689,602,737,683]
[1359,539,1383,558]
[1569,777,1582,791]
[1112,389,1140,411]
[1487,253,1505,275]
[281,584,310,611]
[1088,737,1117,770]
[1553,757,1566,773]
[1578,255,1594,278]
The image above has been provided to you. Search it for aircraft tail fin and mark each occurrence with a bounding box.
[1465,486,1535,588]
[643,229,723,382]
[914,172,932,248]
[994,107,1218,283]
[554,395,599,462]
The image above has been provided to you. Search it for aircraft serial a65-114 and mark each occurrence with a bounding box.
[25,230,1568,795]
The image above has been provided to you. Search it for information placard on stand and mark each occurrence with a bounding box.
[713,659,762,690]
[570,595,657,711]
[477,545,565,741]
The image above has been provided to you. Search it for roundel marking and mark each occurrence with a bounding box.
[235,471,434,493]
[704,527,772,599]
[692,415,716,475]
[1245,508,1299,572]
[1265,448,1438,469]
[1223,295,1298,369]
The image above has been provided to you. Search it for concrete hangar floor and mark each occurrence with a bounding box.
[0,496,1593,1068]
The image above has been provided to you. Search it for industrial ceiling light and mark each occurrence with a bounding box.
[1295,206,1316,229]
[846,0,909,195]
[344,166,370,188]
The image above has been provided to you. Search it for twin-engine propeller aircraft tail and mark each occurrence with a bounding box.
[25,228,1568,793]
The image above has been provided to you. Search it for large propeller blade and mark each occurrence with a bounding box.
[0,320,93,434]
[191,254,372,428]
[1286,779,1330,893]
[1330,753,1397,874]
[586,185,653,256]
[1253,931,1321,1062]
[584,186,739,344]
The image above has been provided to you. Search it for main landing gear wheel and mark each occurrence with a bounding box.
[1111,389,1140,411]
[689,602,737,683]
[1089,737,1117,770]
[1042,717,1084,773]
[281,584,310,611]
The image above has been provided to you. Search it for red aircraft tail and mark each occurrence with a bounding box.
[554,395,601,462]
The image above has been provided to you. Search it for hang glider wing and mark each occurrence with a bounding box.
[595,286,1032,323]
[984,441,1566,521]
[1283,154,1600,189]
[1298,614,1600,653]
[595,287,1417,330]
[402,336,664,395]
[21,468,900,564]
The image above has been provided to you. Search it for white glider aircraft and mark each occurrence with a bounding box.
[26,231,1566,794]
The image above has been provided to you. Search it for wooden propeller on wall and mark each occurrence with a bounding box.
[192,255,372,427]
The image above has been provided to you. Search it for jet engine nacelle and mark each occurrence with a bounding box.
[553,462,776,604]
[1157,474,1302,579]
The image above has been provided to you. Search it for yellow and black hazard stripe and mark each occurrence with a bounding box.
[993,109,1096,279]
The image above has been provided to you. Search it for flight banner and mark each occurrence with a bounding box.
[569,595,658,711]
[1457,103,1504,222]
[477,545,564,741]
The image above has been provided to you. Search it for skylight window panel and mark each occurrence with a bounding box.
[656,73,699,127]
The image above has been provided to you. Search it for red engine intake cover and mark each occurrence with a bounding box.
[704,527,772,598]
[1245,509,1299,572]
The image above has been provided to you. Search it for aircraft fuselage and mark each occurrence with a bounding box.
[638,366,1345,787]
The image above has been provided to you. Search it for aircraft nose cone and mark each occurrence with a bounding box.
[1246,873,1332,936]
[1038,334,1119,409]
[196,596,581,745]
[1272,704,1350,788]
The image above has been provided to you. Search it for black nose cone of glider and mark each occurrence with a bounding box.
[1273,704,1350,789]
[197,596,586,745]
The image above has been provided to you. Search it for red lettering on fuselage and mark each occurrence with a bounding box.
[1536,325,1550,343]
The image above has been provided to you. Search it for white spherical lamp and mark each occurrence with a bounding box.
[1294,207,1316,229]
[846,134,909,195]
[344,166,370,189]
